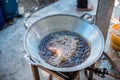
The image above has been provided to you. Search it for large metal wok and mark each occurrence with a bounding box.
[24,13,104,72]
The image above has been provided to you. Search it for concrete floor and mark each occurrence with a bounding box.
[0,0,120,80]
[0,18,34,80]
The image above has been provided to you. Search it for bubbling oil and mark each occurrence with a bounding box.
[39,30,90,67]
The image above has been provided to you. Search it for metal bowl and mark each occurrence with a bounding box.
[24,13,104,72]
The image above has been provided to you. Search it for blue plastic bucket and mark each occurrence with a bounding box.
[0,0,18,19]
[0,6,5,28]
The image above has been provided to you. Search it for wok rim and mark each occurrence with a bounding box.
[24,14,104,72]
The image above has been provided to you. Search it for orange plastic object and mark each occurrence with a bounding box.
[110,24,120,51]
[111,42,120,51]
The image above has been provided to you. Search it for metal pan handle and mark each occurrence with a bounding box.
[80,13,95,24]
[24,7,39,29]
[24,55,42,66]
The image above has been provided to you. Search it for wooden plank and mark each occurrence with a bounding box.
[37,65,80,80]
[37,65,69,80]
[31,65,40,80]
[95,0,115,40]
[58,78,63,80]
[49,74,53,80]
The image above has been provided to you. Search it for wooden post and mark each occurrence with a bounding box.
[88,64,95,80]
[31,65,40,80]
[95,0,115,40]
[95,0,115,75]
[76,73,80,80]
[49,74,53,80]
